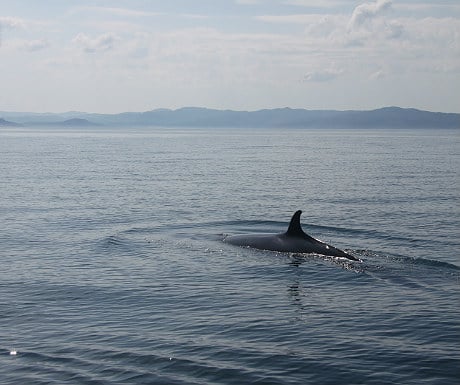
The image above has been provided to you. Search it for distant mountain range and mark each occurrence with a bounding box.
[1,107,459,129]
[0,118,22,127]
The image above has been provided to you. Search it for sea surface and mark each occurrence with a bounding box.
[1,126,459,385]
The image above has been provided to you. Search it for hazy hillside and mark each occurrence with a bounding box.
[1,107,458,129]
[0,118,22,127]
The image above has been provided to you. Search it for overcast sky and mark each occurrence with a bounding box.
[0,0,459,113]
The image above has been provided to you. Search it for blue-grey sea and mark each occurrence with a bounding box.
[1,126,459,385]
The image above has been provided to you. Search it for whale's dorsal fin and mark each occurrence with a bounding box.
[286,210,319,242]
[286,210,305,237]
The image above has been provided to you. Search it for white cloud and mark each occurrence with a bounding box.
[94,7,159,18]
[342,0,409,47]
[283,0,352,9]
[71,6,162,18]
[0,16,27,29]
[235,0,261,4]
[393,3,460,17]
[257,14,326,24]
[303,68,343,82]
[348,0,392,30]
[400,17,460,73]
[369,69,385,80]
[72,32,118,53]
[22,38,49,51]
[0,17,26,46]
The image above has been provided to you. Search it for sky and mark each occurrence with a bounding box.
[0,0,459,113]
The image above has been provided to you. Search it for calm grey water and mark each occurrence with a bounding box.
[1,127,459,385]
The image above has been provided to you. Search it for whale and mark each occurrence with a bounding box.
[223,210,358,261]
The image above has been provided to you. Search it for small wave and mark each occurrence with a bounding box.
[105,235,125,246]
[352,249,460,291]
[98,234,137,251]
[337,246,460,272]
[285,253,365,273]
[391,255,460,271]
